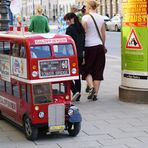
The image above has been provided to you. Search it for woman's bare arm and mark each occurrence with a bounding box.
[101,23,106,45]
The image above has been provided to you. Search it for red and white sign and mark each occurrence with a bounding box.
[126,29,142,50]
[35,38,68,45]
[0,96,16,112]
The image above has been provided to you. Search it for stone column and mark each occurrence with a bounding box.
[119,0,148,103]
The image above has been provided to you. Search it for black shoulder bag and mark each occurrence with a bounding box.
[89,14,107,54]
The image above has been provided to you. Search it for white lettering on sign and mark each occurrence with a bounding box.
[35,38,68,45]
[0,96,16,112]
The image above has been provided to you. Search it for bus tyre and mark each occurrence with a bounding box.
[0,112,3,120]
[67,122,81,137]
[23,116,38,141]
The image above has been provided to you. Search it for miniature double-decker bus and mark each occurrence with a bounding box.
[0,30,82,140]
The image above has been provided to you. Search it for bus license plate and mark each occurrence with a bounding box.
[49,125,65,132]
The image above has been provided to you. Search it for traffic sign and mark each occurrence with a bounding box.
[126,29,142,49]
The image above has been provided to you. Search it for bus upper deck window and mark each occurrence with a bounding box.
[4,42,10,54]
[30,45,51,58]
[0,41,10,54]
[20,46,26,58]
[53,44,74,57]
[12,44,19,57]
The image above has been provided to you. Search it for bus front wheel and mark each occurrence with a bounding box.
[67,122,81,137]
[23,116,38,141]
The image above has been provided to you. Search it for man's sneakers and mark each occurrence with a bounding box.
[72,92,81,102]
[72,88,98,102]
[85,85,90,93]
[87,87,98,101]
[92,95,98,101]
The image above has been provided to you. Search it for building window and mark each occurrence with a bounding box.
[115,0,118,14]
[100,0,103,15]
[105,0,108,16]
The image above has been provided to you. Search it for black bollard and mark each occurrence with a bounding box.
[0,0,11,31]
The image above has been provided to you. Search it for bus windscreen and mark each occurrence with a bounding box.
[33,83,51,104]
[30,45,51,58]
[53,44,74,57]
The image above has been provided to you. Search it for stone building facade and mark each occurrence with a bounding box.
[22,0,75,20]
[21,0,122,20]
[76,0,122,17]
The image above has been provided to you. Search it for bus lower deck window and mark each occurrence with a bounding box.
[0,80,5,92]
[52,82,66,95]
[33,84,51,104]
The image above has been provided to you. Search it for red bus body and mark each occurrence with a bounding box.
[0,31,81,140]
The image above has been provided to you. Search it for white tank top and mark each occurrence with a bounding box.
[82,12,104,47]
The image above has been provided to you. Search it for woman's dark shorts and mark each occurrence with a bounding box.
[82,45,106,81]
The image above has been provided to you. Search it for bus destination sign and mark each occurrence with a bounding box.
[39,59,70,78]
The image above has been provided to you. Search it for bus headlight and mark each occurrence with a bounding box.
[32,71,38,77]
[35,106,39,111]
[65,95,70,100]
[72,68,76,74]
[38,111,45,118]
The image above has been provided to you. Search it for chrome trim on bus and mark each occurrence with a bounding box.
[10,75,79,84]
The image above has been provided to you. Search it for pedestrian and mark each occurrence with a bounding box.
[53,15,56,22]
[64,12,85,102]
[70,4,79,13]
[42,13,49,23]
[81,0,106,101]
[70,4,84,21]
[106,13,109,18]
[17,15,22,26]
[29,5,49,33]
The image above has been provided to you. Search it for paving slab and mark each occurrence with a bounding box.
[0,56,148,148]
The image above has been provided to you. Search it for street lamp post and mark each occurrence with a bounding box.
[56,0,58,17]
[33,0,35,15]
[0,0,11,31]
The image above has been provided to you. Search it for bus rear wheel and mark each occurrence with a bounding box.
[23,116,38,141]
[67,122,81,137]
[0,111,3,120]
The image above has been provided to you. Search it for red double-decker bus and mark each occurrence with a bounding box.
[0,31,82,140]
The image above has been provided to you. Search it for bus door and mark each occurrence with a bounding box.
[17,83,31,123]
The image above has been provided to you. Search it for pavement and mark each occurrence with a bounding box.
[1,55,148,148]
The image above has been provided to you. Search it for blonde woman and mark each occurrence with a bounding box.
[82,0,106,101]
[29,5,49,33]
